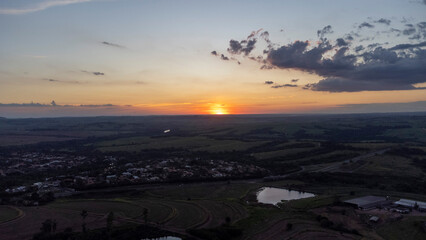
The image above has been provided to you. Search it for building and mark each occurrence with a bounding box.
[344,196,391,210]
[394,199,426,211]
[369,216,380,223]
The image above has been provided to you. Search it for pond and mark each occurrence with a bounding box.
[257,187,315,205]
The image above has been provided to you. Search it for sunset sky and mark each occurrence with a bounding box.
[1,0,425,117]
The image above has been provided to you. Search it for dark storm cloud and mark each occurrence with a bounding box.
[358,22,374,29]
[101,41,125,48]
[291,79,299,83]
[211,50,218,56]
[264,81,274,84]
[271,84,298,88]
[375,18,391,25]
[82,70,105,76]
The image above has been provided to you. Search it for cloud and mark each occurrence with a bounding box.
[375,18,391,25]
[247,28,263,39]
[271,84,298,88]
[324,101,426,114]
[228,39,257,55]
[0,102,119,108]
[291,79,299,83]
[264,81,274,84]
[82,70,105,76]
[306,78,422,92]
[336,38,349,47]
[358,22,374,29]
[0,102,142,118]
[389,41,426,50]
[317,25,333,40]
[43,78,80,84]
[354,45,365,52]
[220,54,229,60]
[218,19,426,92]
[101,41,125,48]
[211,51,218,56]
[402,24,416,36]
[0,0,93,15]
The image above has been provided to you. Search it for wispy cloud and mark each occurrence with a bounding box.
[271,84,298,89]
[43,78,81,84]
[0,0,94,15]
[101,41,125,48]
[82,70,105,76]
[0,101,123,108]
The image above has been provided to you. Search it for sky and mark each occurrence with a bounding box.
[0,0,425,117]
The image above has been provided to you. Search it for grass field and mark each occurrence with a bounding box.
[0,206,21,223]
[49,199,145,218]
[355,154,424,177]
[96,136,269,152]
[377,216,426,240]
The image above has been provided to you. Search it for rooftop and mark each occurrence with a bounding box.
[344,196,387,207]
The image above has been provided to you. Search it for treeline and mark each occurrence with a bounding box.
[290,172,426,194]
[293,124,411,142]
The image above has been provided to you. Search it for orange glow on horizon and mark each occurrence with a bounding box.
[209,104,229,115]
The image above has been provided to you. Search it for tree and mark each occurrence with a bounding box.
[81,209,88,220]
[142,208,148,224]
[40,219,52,234]
[286,223,293,231]
[81,209,88,232]
[225,216,231,225]
[106,212,114,230]
[31,192,40,201]
[52,220,57,232]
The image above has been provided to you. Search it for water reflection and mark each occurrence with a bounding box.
[257,187,315,205]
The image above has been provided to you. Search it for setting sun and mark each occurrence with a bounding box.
[209,104,229,115]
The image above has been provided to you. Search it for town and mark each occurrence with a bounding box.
[0,151,268,206]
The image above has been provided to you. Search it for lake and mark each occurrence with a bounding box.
[257,187,315,205]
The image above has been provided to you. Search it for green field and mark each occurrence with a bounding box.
[0,206,21,223]
[49,199,145,218]
[95,136,269,152]
[356,154,424,177]
[377,216,426,240]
